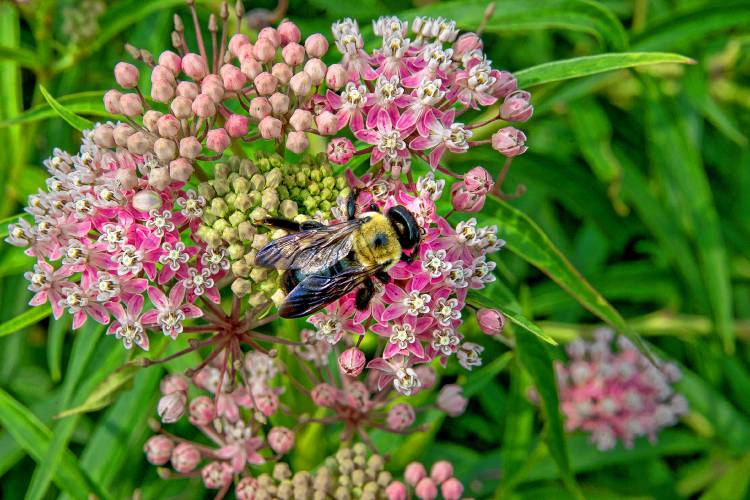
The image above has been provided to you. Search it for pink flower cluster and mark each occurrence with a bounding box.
[555,329,688,450]
[145,351,292,490]
[387,460,465,500]
[321,16,532,174]
[305,171,499,394]
[6,128,225,350]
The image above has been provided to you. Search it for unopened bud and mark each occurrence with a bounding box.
[182,53,208,80]
[304,33,328,58]
[286,131,309,154]
[119,93,143,116]
[114,62,140,88]
[304,58,326,85]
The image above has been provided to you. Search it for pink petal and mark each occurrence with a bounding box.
[354,128,379,144]
[382,304,405,321]
[383,342,403,359]
[350,110,364,132]
[146,286,168,311]
[428,144,446,169]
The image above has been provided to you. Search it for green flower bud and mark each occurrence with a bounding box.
[293,214,309,224]
[250,207,268,223]
[239,159,257,178]
[261,189,279,212]
[270,229,288,240]
[224,192,237,208]
[198,227,222,247]
[227,172,240,185]
[290,186,301,198]
[250,173,266,191]
[214,162,231,179]
[277,185,290,200]
[232,259,250,277]
[337,177,347,190]
[238,221,255,241]
[258,279,277,294]
[208,198,228,217]
[295,172,307,186]
[213,218,230,233]
[234,193,252,211]
[376,471,391,487]
[221,226,238,243]
[228,210,246,227]
[248,190,262,207]
[228,243,245,260]
[265,167,283,189]
[249,267,268,283]
[232,176,249,194]
[244,250,257,266]
[251,233,270,250]
[308,183,320,195]
[319,200,331,213]
[256,158,271,173]
[270,288,286,306]
[248,292,269,307]
[310,168,322,182]
[231,278,251,297]
[320,188,332,201]
[322,177,336,190]
[202,213,217,225]
[269,154,284,169]
[213,178,230,196]
[303,198,317,212]
[198,182,215,199]
[280,199,298,219]
[321,163,333,176]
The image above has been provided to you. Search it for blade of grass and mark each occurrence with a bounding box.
[38,85,93,132]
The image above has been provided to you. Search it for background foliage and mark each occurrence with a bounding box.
[0,0,749,498]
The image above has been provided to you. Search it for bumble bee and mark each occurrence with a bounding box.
[255,192,421,318]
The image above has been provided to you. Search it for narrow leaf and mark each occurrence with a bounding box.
[0,45,40,71]
[55,365,138,418]
[467,289,556,345]
[0,91,114,128]
[0,305,51,337]
[38,85,93,132]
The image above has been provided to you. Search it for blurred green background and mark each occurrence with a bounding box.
[1,0,750,498]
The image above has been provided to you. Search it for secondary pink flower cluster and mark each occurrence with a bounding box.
[387,460,465,500]
[321,16,532,174]
[555,329,688,451]
[145,351,292,491]
[6,129,224,350]
[306,171,500,394]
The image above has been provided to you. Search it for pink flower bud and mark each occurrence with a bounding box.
[182,53,208,80]
[304,58,327,85]
[491,126,527,157]
[225,114,249,138]
[144,435,174,465]
[437,385,468,417]
[258,116,282,139]
[189,395,216,426]
[415,478,438,500]
[201,75,224,103]
[172,443,201,473]
[338,347,366,376]
[463,166,494,195]
[477,308,505,335]
[271,62,293,84]
[157,114,180,138]
[430,461,453,484]
[133,189,162,211]
[154,137,178,162]
[325,64,348,90]
[289,109,313,131]
[169,158,194,182]
[405,462,427,486]
[219,64,246,92]
[386,481,408,500]
[170,95,194,119]
[258,27,281,48]
[113,123,135,147]
[304,33,329,58]
[143,110,162,132]
[103,89,122,114]
[315,112,337,137]
[201,462,232,489]
[206,128,230,153]
[148,166,171,190]
[311,383,338,408]
[268,426,295,454]
[414,365,436,391]
[179,136,202,159]
[236,477,258,500]
[160,374,189,394]
[93,124,115,148]
[176,81,200,100]
[450,183,485,212]
[192,93,216,118]
[500,90,533,122]
[150,79,175,103]
[282,42,305,66]
[387,403,415,431]
[241,58,262,79]
[289,71,312,96]
[491,70,518,99]
[237,43,254,61]
[249,97,272,120]
[254,391,279,416]
[116,167,138,190]
[126,131,151,154]
[252,38,276,63]
[254,72,278,96]
[114,62,139,88]
[119,93,143,116]
[441,478,464,500]
[157,390,186,423]
[278,21,301,45]
[454,32,483,59]
[151,65,176,86]
[285,131,309,154]
[158,50,182,75]
[269,92,290,115]
[228,33,250,57]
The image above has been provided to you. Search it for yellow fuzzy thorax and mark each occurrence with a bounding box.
[352,212,402,270]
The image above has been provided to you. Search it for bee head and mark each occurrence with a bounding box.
[386,206,421,250]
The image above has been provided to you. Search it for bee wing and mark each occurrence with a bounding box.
[255,218,365,273]
[278,265,382,318]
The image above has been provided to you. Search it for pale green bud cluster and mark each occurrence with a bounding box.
[197,152,349,306]
[245,445,392,500]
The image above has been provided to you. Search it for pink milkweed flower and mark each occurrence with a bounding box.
[58,284,110,329]
[182,267,219,303]
[396,78,445,132]
[332,19,378,80]
[24,260,73,319]
[326,137,356,165]
[409,109,472,169]
[402,42,454,87]
[201,461,233,489]
[429,326,461,358]
[157,240,193,284]
[365,75,410,129]
[450,56,502,108]
[354,110,410,166]
[327,82,368,132]
[367,355,422,395]
[372,34,413,79]
[216,424,265,472]
[372,314,432,359]
[142,283,202,339]
[436,384,468,417]
[380,276,432,321]
[308,298,364,345]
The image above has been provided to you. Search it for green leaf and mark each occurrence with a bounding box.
[0,45,41,71]
[700,453,750,500]
[0,91,114,128]
[516,330,582,499]
[467,289,556,345]
[463,351,514,398]
[516,52,695,88]
[0,388,108,500]
[38,85,93,132]
[55,365,138,418]
[0,305,51,338]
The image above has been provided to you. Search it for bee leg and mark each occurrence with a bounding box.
[355,278,375,310]
[280,270,300,294]
[401,243,420,263]
[263,217,303,232]
[347,189,359,220]
[374,271,390,284]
